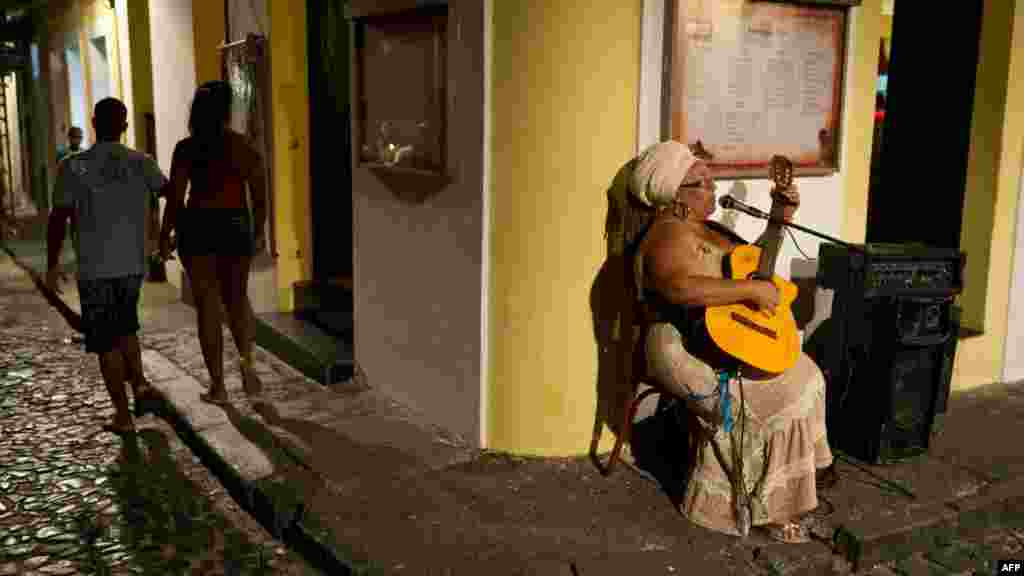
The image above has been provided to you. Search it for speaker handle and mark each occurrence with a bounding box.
[899,332,952,347]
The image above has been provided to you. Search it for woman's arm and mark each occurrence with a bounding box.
[159,141,190,249]
[245,145,268,241]
[644,221,770,308]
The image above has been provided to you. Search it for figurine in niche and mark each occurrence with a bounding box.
[373,120,415,167]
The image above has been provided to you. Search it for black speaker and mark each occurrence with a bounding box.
[817,293,960,464]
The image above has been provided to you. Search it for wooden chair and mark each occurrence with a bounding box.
[599,199,706,477]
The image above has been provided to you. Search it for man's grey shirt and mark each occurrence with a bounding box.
[53,142,168,281]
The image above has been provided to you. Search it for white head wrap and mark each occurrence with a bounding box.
[630,140,700,207]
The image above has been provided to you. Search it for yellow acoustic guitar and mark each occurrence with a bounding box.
[705,156,801,375]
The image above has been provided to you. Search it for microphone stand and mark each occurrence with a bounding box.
[765,216,862,252]
[729,205,863,252]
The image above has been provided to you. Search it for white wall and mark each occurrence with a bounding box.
[1003,159,1024,383]
[148,0,198,291]
[352,1,486,445]
[639,0,852,340]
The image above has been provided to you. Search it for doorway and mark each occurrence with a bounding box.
[307,1,353,285]
[305,0,354,338]
[865,0,983,248]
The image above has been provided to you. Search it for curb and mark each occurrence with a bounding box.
[785,477,1024,575]
[153,387,362,576]
[128,365,366,575]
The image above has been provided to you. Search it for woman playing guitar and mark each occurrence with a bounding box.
[630,140,833,543]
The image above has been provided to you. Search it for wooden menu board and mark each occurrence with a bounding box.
[670,0,847,178]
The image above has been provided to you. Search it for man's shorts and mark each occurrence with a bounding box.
[77,275,144,354]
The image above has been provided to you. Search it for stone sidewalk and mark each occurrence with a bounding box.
[7,225,1024,574]
[0,247,315,575]
[135,330,1024,575]
[141,337,1024,575]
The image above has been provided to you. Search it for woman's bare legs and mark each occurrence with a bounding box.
[184,254,228,403]
[217,253,262,396]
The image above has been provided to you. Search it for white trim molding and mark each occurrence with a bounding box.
[1003,156,1024,383]
[638,0,666,153]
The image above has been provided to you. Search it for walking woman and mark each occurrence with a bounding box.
[158,81,267,404]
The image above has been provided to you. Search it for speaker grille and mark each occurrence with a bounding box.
[882,347,939,459]
[820,295,956,464]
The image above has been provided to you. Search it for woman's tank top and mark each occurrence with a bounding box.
[186,132,253,210]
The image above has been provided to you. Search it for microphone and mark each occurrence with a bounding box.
[718,195,769,219]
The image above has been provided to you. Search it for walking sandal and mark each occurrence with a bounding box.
[240,357,263,397]
[200,391,230,406]
[762,521,811,544]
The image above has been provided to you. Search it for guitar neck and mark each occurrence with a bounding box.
[755,193,788,278]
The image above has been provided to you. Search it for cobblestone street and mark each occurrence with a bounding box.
[0,254,317,575]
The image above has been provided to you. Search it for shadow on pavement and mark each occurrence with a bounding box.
[628,399,696,511]
[94,427,279,574]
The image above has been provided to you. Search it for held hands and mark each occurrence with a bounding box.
[157,233,176,261]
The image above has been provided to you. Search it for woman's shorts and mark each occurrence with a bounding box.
[77,275,144,354]
[177,208,254,258]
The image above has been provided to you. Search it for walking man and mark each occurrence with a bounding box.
[46,98,167,435]
[57,126,85,252]
[56,126,84,164]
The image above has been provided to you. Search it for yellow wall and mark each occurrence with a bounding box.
[268,1,313,311]
[952,0,1024,389]
[488,1,642,455]
[126,0,154,151]
[192,2,226,84]
[80,0,119,107]
[842,0,882,244]
[47,0,121,145]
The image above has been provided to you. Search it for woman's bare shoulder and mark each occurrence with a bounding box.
[641,216,705,275]
[645,216,703,247]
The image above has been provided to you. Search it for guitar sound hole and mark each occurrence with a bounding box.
[730,312,777,339]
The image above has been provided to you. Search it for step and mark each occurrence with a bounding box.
[253,311,353,386]
[293,279,353,340]
[293,278,353,312]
